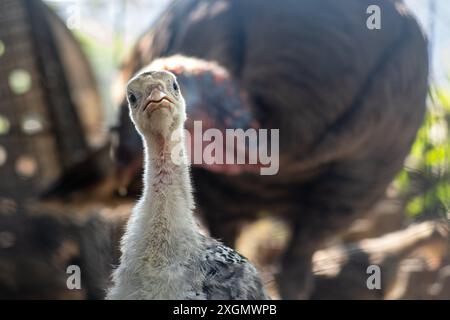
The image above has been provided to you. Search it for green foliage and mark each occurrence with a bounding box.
[395,86,450,220]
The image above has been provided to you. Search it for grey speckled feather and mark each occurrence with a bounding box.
[199,236,268,300]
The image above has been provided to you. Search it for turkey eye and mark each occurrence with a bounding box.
[128,92,137,105]
[172,82,178,92]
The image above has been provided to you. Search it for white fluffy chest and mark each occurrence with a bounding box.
[131,262,206,299]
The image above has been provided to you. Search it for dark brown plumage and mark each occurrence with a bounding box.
[112,0,428,298]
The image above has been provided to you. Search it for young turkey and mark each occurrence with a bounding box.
[106,69,268,300]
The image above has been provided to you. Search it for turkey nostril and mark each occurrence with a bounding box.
[148,88,167,103]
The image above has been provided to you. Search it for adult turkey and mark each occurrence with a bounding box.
[113,0,428,298]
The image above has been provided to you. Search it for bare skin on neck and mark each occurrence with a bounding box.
[146,134,175,191]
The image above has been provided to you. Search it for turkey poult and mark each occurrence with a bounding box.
[106,69,268,300]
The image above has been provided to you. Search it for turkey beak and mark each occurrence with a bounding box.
[143,88,174,112]
[149,88,166,103]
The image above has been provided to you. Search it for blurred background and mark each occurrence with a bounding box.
[0,0,449,299]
